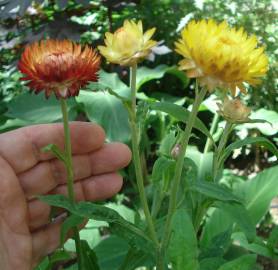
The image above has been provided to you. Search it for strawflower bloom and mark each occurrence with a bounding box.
[98,20,157,66]
[18,39,101,98]
[175,19,268,95]
[217,97,251,123]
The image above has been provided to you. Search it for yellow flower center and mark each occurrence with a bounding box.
[219,36,237,46]
[98,20,157,66]
[114,27,140,56]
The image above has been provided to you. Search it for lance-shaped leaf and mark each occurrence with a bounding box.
[219,137,278,168]
[150,101,216,148]
[190,181,243,203]
[38,195,153,251]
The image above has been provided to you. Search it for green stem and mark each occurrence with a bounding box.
[129,64,159,247]
[156,250,165,270]
[161,86,207,253]
[204,113,219,153]
[194,113,219,228]
[60,99,83,270]
[213,121,233,180]
[194,120,232,231]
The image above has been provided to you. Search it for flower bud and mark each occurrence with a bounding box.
[171,144,181,159]
[217,97,251,123]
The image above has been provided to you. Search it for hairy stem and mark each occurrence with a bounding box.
[129,64,159,247]
[60,99,83,270]
[204,113,219,153]
[161,86,207,254]
[213,121,233,181]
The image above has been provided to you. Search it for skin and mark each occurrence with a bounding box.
[0,122,131,270]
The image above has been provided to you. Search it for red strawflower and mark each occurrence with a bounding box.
[18,39,101,98]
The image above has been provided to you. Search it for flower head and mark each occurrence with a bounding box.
[98,20,157,66]
[217,97,251,123]
[18,39,101,99]
[175,19,268,95]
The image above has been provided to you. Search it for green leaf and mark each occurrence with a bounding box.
[5,92,77,124]
[106,87,130,104]
[169,208,199,270]
[38,194,75,209]
[235,165,278,224]
[60,214,85,244]
[151,156,175,183]
[217,254,257,270]
[267,225,278,251]
[150,102,215,148]
[190,182,243,203]
[215,202,256,242]
[220,137,278,167]
[186,146,214,182]
[232,232,275,259]
[81,240,100,270]
[89,70,130,99]
[118,247,154,270]
[77,90,130,142]
[94,236,129,270]
[38,195,152,249]
[136,65,170,90]
[63,263,78,270]
[200,257,226,270]
[41,144,66,163]
[0,118,29,133]
[64,219,102,251]
[237,108,278,136]
[136,65,189,90]
[158,131,177,156]
[166,66,189,88]
[151,92,186,105]
[200,229,232,259]
[105,203,136,224]
[201,167,278,247]
[33,257,50,270]
[49,250,73,267]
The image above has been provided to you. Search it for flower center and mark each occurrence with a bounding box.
[43,52,74,72]
[219,36,237,46]
[114,27,140,56]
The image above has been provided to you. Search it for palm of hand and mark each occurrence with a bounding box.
[0,156,32,269]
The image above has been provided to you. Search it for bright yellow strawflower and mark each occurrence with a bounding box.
[175,19,268,95]
[98,20,157,66]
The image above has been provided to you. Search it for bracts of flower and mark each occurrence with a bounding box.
[98,20,157,66]
[18,39,101,99]
[175,19,268,96]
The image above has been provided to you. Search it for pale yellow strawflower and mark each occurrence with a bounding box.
[217,97,251,123]
[98,20,157,66]
[175,19,268,96]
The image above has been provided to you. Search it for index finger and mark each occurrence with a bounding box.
[0,122,105,173]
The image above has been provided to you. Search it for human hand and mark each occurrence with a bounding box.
[0,122,131,270]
